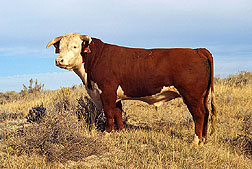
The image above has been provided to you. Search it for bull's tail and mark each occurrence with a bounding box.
[199,48,217,135]
[210,87,217,135]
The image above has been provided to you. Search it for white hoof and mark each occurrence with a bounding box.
[191,134,200,146]
[103,131,112,137]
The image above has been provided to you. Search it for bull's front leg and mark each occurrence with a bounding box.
[101,89,124,133]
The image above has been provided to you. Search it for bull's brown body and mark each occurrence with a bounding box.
[47,33,216,144]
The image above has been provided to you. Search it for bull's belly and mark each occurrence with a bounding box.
[82,66,180,110]
[86,82,181,110]
[116,86,181,107]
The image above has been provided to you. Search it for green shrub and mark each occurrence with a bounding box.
[76,96,106,131]
[26,104,46,123]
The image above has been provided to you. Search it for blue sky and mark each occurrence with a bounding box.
[0,0,252,92]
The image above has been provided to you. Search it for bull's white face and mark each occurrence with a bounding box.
[55,33,83,71]
[48,33,102,109]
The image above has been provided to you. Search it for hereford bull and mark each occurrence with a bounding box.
[47,33,217,145]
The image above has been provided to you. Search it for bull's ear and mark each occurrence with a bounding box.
[82,41,91,54]
[53,42,60,54]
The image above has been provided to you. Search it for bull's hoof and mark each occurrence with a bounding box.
[191,135,206,146]
[191,134,200,146]
[103,131,113,137]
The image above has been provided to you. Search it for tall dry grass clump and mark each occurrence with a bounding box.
[214,71,252,158]
[215,71,252,87]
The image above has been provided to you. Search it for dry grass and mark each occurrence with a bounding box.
[0,72,252,168]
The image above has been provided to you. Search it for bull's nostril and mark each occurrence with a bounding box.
[56,58,64,65]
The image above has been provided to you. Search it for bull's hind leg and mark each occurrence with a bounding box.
[183,97,206,145]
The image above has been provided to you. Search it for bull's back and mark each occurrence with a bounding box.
[115,47,208,96]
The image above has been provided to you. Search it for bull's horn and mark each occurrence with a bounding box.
[80,35,92,44]
[46,36,63,48]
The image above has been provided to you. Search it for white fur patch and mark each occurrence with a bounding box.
[116,85,127,101]
[86,81,103,109]
[153,100,166,107]
[86,82,103,110]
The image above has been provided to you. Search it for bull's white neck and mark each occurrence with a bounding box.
[73,63,87,86]
[73,62,103,110]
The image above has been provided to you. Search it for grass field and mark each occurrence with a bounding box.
[0,71,251,168]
